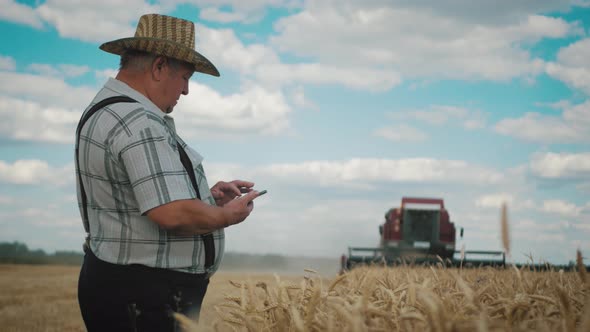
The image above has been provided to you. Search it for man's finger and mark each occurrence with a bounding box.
[239,187,252,194]
[241,190,259,203]
[232,180,255,188]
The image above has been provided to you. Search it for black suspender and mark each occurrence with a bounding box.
[76,96,136,234]
[76,96,215,269]
[175,142,215,269]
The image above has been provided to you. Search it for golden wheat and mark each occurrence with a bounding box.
[181,258,588,332]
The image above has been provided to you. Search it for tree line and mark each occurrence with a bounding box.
[0,241,290,268]
[0,241,83,265]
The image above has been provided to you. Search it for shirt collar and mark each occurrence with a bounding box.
[104,77,168,120]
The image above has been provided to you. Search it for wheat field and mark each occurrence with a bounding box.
[1,260,588,332]
[0,264,302,332]
[181,263,588,332]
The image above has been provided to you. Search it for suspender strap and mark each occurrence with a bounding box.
[76,96,215,269]
[176,143,216,269]
[76,96,136,234]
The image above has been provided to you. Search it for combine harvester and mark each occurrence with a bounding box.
[343,197,505,270]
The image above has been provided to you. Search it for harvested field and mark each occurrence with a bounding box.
[0,264,301,331]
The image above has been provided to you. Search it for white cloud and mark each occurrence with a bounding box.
[27,63,91,78]
[290,85,317,110]
[195,24,402,91]
[546,38,590,95]
[174,81,292,137]
[254,63,401,92]
[95,69,118,83]
[0,159,72,186]
[475,193,536,211]
[475,193,515,209]
[495,101,590,143]
[373,125,428,142]
[541,199,583,217]
[389,105,487,130]
[269,1,577,82]
[193,0,302,23]
[260,158,504,187]
[35,0,162,43]
[0,55,16,71]
[196,24,281,74]
[0,0,43,28]
[530,152,590,180]
[0,97,80,144]
[0,71,96,109]
[0,70,99,144]
[199,7,250,23]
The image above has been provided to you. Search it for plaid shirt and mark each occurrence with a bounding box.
[75,78,224,275]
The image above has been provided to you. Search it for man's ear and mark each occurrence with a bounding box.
[151,56,167,81]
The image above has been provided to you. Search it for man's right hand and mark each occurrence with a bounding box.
[221,190,259,227]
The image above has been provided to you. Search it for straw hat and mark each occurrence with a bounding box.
[100,14,219,77]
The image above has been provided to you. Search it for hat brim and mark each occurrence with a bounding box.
[100,37,220,77]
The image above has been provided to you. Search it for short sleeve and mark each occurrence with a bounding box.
[113,112,196,214]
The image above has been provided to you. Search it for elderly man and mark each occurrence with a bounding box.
[75,13,261,331]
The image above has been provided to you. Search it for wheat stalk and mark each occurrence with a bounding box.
[501,202,510,258]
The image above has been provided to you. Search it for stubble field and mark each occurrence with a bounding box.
[0,264,303,332]
[1,263,588,332]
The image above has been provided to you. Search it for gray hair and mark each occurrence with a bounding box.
[119,50,193,73]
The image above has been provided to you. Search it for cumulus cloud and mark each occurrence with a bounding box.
[546,38,590,95]
[194,0,302,23]
[259,158,504,187]
[530,152,590,180]
[0,159,72,186]
[254,63,401,91]
[199,7,251,23]
[27,63,91,78]
[0,55,16,71]
[0,0,43,28]
[290,85,317,110]
[195,24,281,74]
[373,125,428,142]
[0,71,96,109]
[0,97,80,144]
[269,1,577,82]
[475,193,515,208]
[0,68,95,144]
[475,193,536,211]
[388,105,488,130]
[495,101,590,143]
[174,81,292,137]
[195,24,402,91]
[35,0,162,42]
[541,199,583,217]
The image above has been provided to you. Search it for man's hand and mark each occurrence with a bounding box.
[210,180,254,206]
[221,190,259,227]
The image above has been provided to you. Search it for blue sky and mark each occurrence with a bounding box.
[0,0,589,265]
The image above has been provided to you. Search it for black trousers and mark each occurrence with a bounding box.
[78,250,209,332]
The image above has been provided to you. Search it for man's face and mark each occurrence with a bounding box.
[159,60,194,114]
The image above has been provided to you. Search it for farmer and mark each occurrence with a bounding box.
[75,13,261,331]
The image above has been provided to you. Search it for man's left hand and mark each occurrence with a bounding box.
[210,180,254,206]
